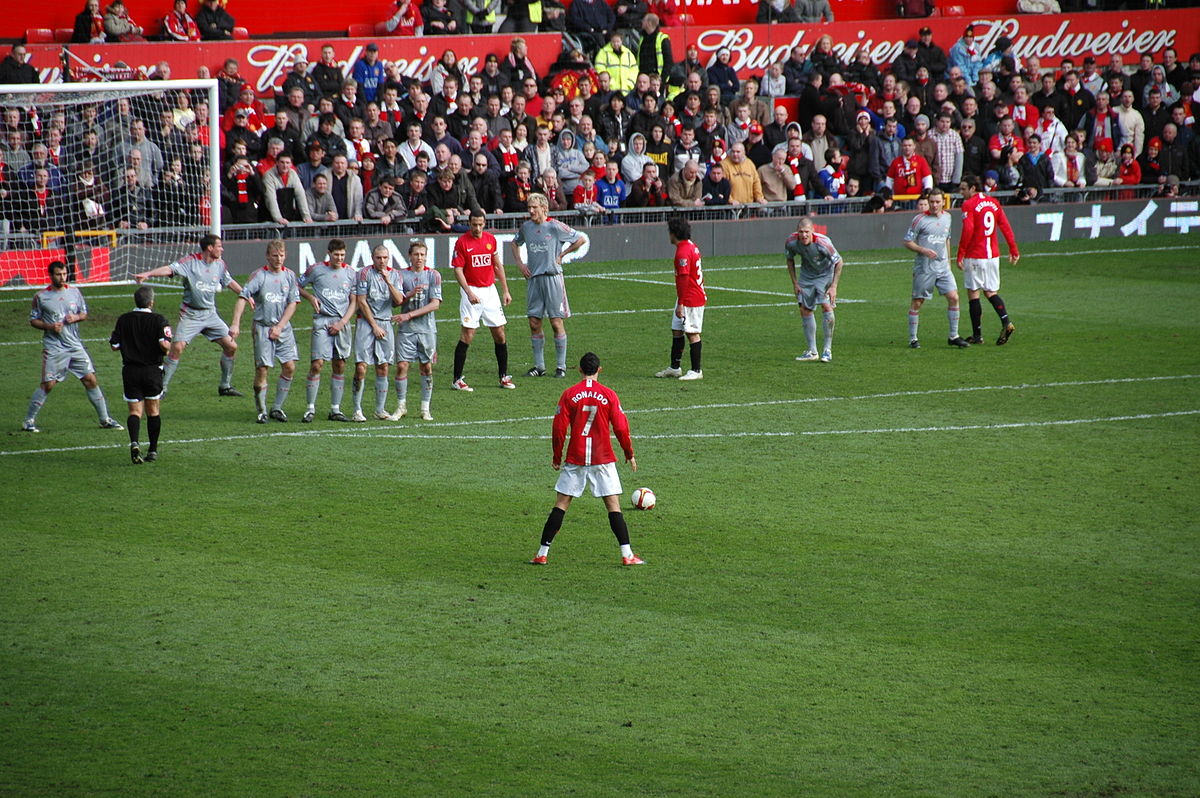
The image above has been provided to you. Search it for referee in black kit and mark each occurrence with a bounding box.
[110,285,172,464]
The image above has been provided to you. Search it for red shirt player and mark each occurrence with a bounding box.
[450,212,513,390]
[885,138,933,196]
[654,216,707,380]
[531,351,643,566]
[956,175,1020,345]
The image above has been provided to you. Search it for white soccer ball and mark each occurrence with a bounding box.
[630,487,656,510]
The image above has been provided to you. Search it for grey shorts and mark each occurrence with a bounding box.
[912,269,959,300]
[41,346,94,383]
[253,323,299,367]
[310,314,353,362]
[354,318,395,364]
[526,273,571,319]
[176,307,230,344]
[797,277,834,310]
[396,330,437,364]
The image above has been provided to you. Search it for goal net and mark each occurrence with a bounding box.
[0,79,220,289]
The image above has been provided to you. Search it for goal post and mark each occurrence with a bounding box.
[0,78,220,289]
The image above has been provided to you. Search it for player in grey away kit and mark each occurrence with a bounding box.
[23,260,123,432]
[352,245,405,422]
[511,193,588,378]
[389,240,442,421]
[298,239,358,423]
[902,188,970,349]
[785,217,844,363]
[229,240,302,423]
[134,233,247,395]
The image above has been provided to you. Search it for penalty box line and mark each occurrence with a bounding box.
[3,374,1196,457]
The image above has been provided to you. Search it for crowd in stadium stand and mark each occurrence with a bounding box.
[0,12,1198,237]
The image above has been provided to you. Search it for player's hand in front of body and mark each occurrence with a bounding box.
[675,303,684,320]
[627,455,637,472]
[792,281,802,296]
[328,320,343,336]
[466,289,479,304]
[502,290,512,306]
[269,324,283,341]
[309,297,320,313]
[551,459,561,471]
[391,312,410,324]
[1010,253,1020,266]
[827,285,837,307]
[371,323,386,339]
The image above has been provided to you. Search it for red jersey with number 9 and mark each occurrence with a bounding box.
[674,239,707,307]
[452,231,500,287]
[958,192,1020,260]
[552,378,634,467]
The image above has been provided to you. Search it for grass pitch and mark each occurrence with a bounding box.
[1,232,1198,797]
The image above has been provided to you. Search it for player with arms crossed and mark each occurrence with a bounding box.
[229,240,302,424]
[298,239,358,422]
[902,188,970,349]
[511,193,587,378]
[451,212,515,391]
[785,217,843,363]
[134,234,246,397]
[531,351,645,567]
[22,260,123,433]
[654,216,707,380]
[109,284,171,463]
[351,245,406,421]
[389,240,441,421]
[957,175,1020,345]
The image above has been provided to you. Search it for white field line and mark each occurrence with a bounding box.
[0,301,806,347]
[0,283,182,303]
[3,374,1196,457]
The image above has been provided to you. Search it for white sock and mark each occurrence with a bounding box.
[620,544,634,558]
[537,544,550,558]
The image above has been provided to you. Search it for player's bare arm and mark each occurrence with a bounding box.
[299,287,321,313]
[271,300,299,342]
[228,296,248,339]
[557,236,586,266]
[627,455,638,472]
[786,257,800,294]
[511,241,531,279]
[495,260,511,306]
[134,265,174,283]
[453,266,479,305]
[904,239,938,260]
[828,260,843,305]
[359,294,387,339]
[392,296,441,325]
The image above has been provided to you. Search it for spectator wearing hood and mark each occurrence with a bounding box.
[707,48,740,105]
[1142,65,1180,107]
[621,132,653,182]
[552,129,590,193]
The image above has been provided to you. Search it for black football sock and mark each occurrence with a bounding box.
[689,340,703,372]
[147,414,161,452]
[127,414,140,446]
[608,511,631,546]
[670,336,685,369]
[453,340,469,381]
[494,341,509,377]
[969,298,983,337]
[988,294,1010,326]
[541,507,566,547]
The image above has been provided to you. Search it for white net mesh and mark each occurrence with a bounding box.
[0,80,218,289]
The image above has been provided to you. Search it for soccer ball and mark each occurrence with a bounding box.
[630,487,656,510]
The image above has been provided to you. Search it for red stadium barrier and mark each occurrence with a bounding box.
[0,248,111,288]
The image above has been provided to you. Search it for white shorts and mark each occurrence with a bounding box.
[670,304,705,334]
[459,283,507,329]
[962,257,1001,292]
[555,461,622,498]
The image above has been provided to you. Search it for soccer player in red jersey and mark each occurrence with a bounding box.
[450,211,515,391]
[654,216,707,380]
[956,175,1020,345]
[531,351,644,567]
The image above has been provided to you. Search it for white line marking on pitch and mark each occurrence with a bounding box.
[2,374,1195,456]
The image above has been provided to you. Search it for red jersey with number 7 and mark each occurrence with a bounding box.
[552,377,634,467]
[957,193,1020,260]
[451,230,500,287]
[674,239,707,307]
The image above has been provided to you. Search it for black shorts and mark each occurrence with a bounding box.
[122,364,164,402]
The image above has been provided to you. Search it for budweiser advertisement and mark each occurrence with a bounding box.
[25,33,562,94]
[680,9,1198,77]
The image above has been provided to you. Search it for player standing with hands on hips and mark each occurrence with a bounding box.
[957,175,1020,345]
[654,217,707,380]
[512,193,587,378]
[109,284,171,463]
[531,351,644,567]
[902,188,971,349]
[785,217,843,363]
[22,260,123,433]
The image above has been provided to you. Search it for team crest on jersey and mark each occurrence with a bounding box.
[486,243,493,251]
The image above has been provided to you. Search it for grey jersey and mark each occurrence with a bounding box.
[169,253,234,310]
[30,285,87,353]
[241,267,300,325]
[515,219,583,277]
[299,262,356,317]
[399,267,442,335]
[354,265,403,321]
[904,212,952,275]
[785,231,843,281]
